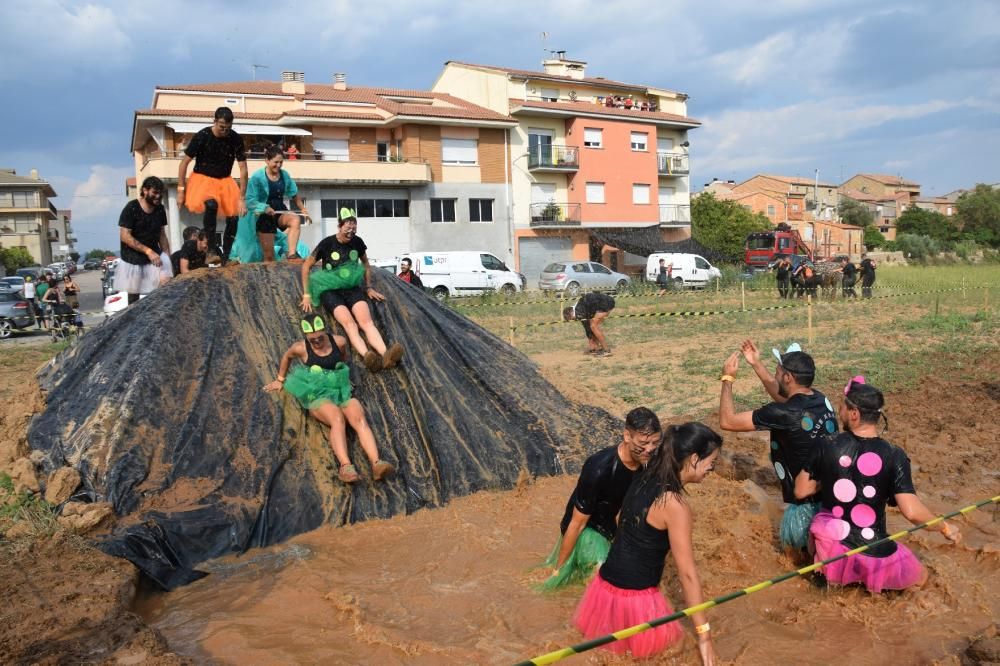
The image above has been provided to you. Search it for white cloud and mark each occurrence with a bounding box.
[70,165,131,220]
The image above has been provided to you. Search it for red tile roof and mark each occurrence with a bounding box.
[756,174,838,188]
[280,109,386,121]
[511,99,700,126]
[447,61,685,97]
[858,173,920,187]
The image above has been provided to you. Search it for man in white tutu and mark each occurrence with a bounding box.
[115,176,172,304]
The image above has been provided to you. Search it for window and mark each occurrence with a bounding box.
[377,142,389,162]
[393,199,409,217]
[321,199,410,218]
[430,198,456,222]
[583,128,602,148]
[480,254,508,271]
[586,182,605,203]
[313,139,349,161]
[540,87,559,102]
[469,198,494,223]
[441,138,478,165]
[632,184,650,205]
[590,263,611,275]
[571,263,591,273]
[695,257,710,270]
[356,199,375,218]
[767,204,776,216]
[375,199,394,217]
[630,132,648,151]
[792,203,800,212]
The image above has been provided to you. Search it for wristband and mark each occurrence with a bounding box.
[177,186,185,191]
[277,376,285,383]
[720,375,736,383]
[695,622,711,635]
[302,294,311,300]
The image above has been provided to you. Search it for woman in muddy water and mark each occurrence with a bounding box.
[795,379,961,593]
[574,422,722,664]
[264,314,395,484]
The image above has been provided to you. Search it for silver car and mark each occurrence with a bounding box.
[0,290,36,338]
[538,261,631,296]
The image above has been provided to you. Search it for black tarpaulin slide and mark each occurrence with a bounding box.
[28,264,620,589]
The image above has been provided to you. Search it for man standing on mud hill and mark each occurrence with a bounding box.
[114,176,172,304]
[563,292,615,357]
[717,341,836,556]
[539,407,662,591]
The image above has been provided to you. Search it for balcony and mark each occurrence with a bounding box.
[138,151,432,185]
[657,152,689,176]
[529,202,582,227]
[658,204,691,226]
[47,230,59,241]
[527,145,579,172]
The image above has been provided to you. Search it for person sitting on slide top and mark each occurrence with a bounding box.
[574,422,722,664]
[230,144,310,264]
[718,342,836,554]
[299,207,403,373]
[795,378,960,593]
[265,314,395,484]
[540,407,662,590]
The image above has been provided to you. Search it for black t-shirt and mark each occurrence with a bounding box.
[575,292,615,320]
[599,474,674,589]
[804,432,915,557]
[177,239,207,271]
[860,259,876,280]
[185,127,246,178]
[118,200,167,266]
[752,391,837,503]
[267,174,287,211]
[312,234,368,270]
[842,263,857,280]
[775,262,791,279]
[560,445,636,540]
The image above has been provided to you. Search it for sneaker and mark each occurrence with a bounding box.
[363,350,383,373]
[286,253,303,263]
[595,350,612,357]
[382,342,404,369]
[373,460,395,481]
[338,464,361,483]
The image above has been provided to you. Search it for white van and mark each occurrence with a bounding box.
[403,251,524,300]
[645,253,722,288]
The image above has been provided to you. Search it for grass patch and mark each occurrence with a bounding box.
[0,473,59,539]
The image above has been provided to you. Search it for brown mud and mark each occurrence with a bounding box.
[133,364,1000,665]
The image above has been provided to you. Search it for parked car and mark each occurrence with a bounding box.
[104,290,131,317]
[15,266,44,281]
[0,291,36,338]
[403,251,524,300]
[47,263,66,280]
[65,260,77,274]
[102,263,119,298]
[0,276,25,293]
[538,261,631,296]
[644,253,721,289]
[83,260,101,270]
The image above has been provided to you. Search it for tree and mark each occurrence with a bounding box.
[69,251,80,262]
[839,197,874,228]
[85,248,117,260]
[0,247,36,275]
[863,225,885,250]
[955,184,1000,247]
[897,207,959,242]
[691,192,772,262]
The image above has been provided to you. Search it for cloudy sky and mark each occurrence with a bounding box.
[2,0,998,253]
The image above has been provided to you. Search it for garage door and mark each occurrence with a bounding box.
[518,236,573,289]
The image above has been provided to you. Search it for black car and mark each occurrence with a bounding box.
[84,260,101,270]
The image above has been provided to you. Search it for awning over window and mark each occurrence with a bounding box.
[165,122,312,136]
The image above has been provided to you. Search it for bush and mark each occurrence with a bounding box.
[895,234,943,262]
[953,240,979,261]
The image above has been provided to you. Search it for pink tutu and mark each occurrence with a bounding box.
[573,573,684,658]
[811,511,925,593]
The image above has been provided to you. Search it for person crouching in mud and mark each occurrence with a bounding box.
[265,314,395,484]
[299,207,404,373]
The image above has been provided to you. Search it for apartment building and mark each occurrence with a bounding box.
[839,174,921,241]
[50,209,77,262]
[733,174,839,218]
[432,54,700,281]
[131,73,517,263]
[0,168,57,266]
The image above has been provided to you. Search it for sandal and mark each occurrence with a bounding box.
[372,460,395,481]
[338,463,361,483]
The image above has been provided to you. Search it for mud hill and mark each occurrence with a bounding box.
[27,264,620,588]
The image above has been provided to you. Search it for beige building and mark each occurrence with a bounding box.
[50,209,77,262]
[0,168,57,267]
[839,174,921,241]
[432,55,700,280]
[735,174,840,219]
[132,72,517,263]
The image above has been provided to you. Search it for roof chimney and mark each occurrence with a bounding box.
[542,52,587,80]
[281,70,305,95]
[30,169,39,180]
[333,72,347,91]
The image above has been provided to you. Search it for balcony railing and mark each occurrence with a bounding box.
[527,145,579,171]
[659,204,691,225]
[529,202,582,226]
[657,152,689,175]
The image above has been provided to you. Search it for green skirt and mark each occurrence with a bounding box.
[537,526,611,591]
[780,501,820,550]
[283,362,352,410]
[308,262,366,303]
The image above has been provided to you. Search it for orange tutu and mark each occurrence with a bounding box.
[184,172,241,217]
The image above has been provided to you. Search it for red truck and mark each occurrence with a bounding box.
[744,223,814,270]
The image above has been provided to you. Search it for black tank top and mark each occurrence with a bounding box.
[304,334,343,370]
[599,475,674,590]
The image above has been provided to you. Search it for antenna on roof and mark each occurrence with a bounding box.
[251,64,269,81]
[540,32,549,53]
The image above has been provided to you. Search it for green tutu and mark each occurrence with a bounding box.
[780,501,820,550]
[308,261,366,303]
[537,526,611,591]
[283,362,352,410]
